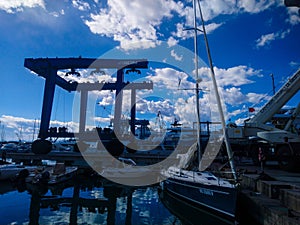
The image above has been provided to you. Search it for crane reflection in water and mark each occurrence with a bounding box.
[25,174,177,225]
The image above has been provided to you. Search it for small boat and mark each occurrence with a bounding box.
[52,138,76,152]
[0,142,18,153]
[99,157,152,185]
[0,164,37,181]
[26,162,78,185]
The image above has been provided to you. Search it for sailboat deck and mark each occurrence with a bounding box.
[164,166,236,188]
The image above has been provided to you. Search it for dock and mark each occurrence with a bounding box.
[239,164,300,225]
[6,150,177,167]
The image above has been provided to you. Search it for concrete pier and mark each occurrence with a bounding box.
[239,166,300,225]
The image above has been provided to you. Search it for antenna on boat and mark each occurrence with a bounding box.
[196,0,238,181]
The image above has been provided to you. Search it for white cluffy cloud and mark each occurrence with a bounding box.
[84,0,282,51]
[138,65,265,126]
[256,29,291,48]
[170,49,183,61]
[0,0,292,51]
[148,67,192,91]
[183,0,278,24]
[167,36,179,47]
[58,69,115,84]
[237,0,276,14]
[0,0,45,13]
[198,65,261,87]
[84,0,185,50]
[286,6,300,25]
[72,0,90,11]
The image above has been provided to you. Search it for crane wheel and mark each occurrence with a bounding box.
[277,145,295,171]
[32,139,52,154]
[106,139,124,156]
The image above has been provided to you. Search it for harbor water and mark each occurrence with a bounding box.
[0,174,256,225]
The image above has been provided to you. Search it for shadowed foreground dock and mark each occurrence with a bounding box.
[239,165,300,225]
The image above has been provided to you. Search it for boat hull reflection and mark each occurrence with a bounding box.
[159,188,236,225]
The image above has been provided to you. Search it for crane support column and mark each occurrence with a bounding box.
[39,69,57,139]
[131,88,136,135]
[114,69,124,133]
[79,90,88,134]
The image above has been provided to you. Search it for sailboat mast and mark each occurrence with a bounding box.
[196,0,237,181]
[193,0,202,169]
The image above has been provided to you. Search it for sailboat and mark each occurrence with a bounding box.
[160,0,239,222]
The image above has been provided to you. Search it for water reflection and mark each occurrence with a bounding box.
[27,176,124,225]
[25,175,176,225]
[159,189,236,225]
[0,176,255,225]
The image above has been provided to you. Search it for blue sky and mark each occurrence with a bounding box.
[0,0,300,141]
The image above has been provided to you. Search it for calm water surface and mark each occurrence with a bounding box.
[0,175,255,225]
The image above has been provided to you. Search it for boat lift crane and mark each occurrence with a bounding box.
[25,57,153,154]
[246,68,300,132]
[227,68,300,169]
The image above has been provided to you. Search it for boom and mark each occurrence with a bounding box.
[248,68,300,125]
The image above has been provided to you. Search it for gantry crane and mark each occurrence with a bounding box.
[25,57,153,154]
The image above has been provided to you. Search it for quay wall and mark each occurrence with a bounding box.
[239,172,300,225]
